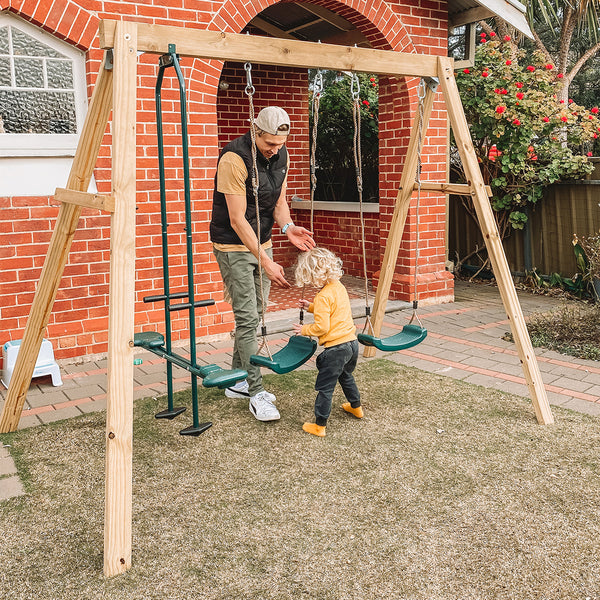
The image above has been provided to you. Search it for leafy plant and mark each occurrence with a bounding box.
[309,70,379,202]
[454,33,600,240]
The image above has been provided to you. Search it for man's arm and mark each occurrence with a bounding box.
[273,187,316,252]
[224,193,290,288]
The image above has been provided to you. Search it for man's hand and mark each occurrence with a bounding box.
[292,323,303,335]
[286,225,316,252]
[263,257,291,288]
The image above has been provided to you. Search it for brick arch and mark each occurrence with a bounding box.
[0,0,98,50]
[208,0,416,55]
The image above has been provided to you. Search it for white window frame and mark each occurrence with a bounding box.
[0,12,87,158]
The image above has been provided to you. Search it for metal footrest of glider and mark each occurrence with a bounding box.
[250,336,318,375]
[358,324,427,352]
[198,366,247,389]
[134,331,165,349]
[155,407,187,420]
[180,421,213,436]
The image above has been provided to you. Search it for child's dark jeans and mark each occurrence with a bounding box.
[314,339,360,426]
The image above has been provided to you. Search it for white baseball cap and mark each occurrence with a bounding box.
[254,106,291,136]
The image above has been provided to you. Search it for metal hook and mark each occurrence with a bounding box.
[313,70,323,96]
[244,62,255,96]
[351,73,360,101]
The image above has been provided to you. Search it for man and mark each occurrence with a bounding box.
[210,106,315,422]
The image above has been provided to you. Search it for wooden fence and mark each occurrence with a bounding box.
[448,159,600,278]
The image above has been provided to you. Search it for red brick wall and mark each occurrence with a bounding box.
[0,0,453,363]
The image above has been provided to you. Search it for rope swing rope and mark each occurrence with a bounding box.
[245,62,317,374]
[356,77,430,352]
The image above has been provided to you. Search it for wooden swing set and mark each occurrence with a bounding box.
[0,19,554,577]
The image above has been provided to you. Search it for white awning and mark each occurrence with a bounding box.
[449,0,533,39]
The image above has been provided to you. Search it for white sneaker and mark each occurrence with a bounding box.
[249,391,280,422]
[225,380,250,398]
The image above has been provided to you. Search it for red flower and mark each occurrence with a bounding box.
[495,106,506,114]
[362,100,370,106]
[512,119,521,125]
[569,98,574,103]
[561,116,568,122]
[592,107,599,114]
[527,66,535,72]
[506,60,512,66]
[542,116,550,123]
[560,100,565,104]
[463,68,470,74]
[480,32,486,37]
[594,133,598,139]
[557,73,564,79]
[588,152,593,157]
[503,35,511,42]
[482,71,489,77]
[515,82,523,89]
[516,92,524,100]
[545,64,554,70]
[500,88,508,95]
[370,77,375,82]
[489,32,496,37]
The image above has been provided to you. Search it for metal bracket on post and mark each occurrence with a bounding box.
[424,76,439,94]
[104,49,113,71]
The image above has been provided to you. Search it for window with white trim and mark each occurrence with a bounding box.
[0,12,87,158]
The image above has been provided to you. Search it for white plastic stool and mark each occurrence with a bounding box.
[1,339,63,389]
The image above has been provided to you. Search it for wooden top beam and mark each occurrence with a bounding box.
[98,20,440,77]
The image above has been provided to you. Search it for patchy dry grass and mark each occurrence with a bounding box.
[1,359,600,600]
[505,303,600,361]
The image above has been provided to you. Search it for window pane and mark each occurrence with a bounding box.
[0,57,10,87]
[14,57,44,88]
[47,59,73,89]
[0,90,77,133]
[12,28,61,58]
[0,26,8,54]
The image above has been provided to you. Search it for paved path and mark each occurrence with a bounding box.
[2,279,599,500]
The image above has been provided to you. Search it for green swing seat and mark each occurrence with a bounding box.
[134,331,247,389]
[250,335,318,375]
[357,323,427,352]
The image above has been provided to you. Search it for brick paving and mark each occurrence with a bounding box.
[2,278,600,501]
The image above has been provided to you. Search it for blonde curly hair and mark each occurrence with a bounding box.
[295,247,344,288]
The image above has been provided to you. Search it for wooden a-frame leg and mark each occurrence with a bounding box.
[103,20,138,578]
[0,56,114,434]
[438,56,553,425]
[363,79,436,358]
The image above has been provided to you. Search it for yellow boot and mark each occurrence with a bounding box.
[342,402,363,419]
[302,422,326,437]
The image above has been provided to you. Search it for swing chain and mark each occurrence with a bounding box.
[310,69,323,233]
[410,78,428,329]
[350,72,374,336]
[245,62,272,360]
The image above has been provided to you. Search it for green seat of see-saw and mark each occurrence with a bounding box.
[250,335,318,375]
[134,332,246,389]
[199,366,247,389]
[357,324,427,352]
[134,331,165,348]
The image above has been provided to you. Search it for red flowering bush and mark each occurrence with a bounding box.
[455,36,599,233]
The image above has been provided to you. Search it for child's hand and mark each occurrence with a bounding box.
[299,299,310,309]
[292,323,303,335]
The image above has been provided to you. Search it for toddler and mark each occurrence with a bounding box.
[293,247,363,437]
